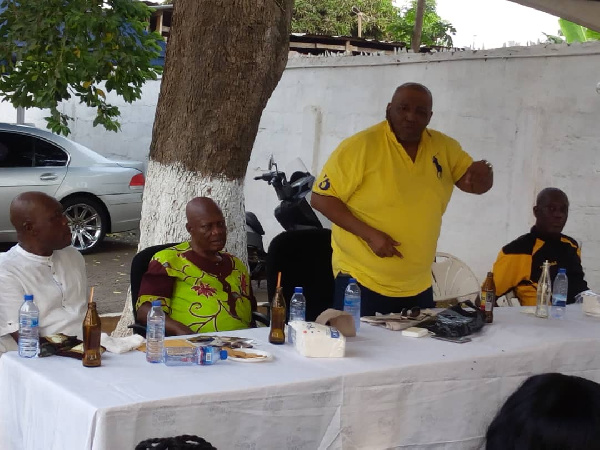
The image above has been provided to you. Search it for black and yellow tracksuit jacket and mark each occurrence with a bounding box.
[492,227,588,306]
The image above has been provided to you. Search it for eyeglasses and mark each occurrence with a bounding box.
[400,306,421,319]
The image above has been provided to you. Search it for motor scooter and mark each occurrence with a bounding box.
[246,156,322,281]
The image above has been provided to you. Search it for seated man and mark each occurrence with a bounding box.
[493,188,589,306]
[0,192,87,355]
[136,197,255,335]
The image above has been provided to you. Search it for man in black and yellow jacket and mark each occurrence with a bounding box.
[493,188,589,306]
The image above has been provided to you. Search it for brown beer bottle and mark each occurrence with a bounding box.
[269,273,286,344]
[82,301,102,367]
[481,272,496,324]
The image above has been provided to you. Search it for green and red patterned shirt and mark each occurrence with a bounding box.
[137,242,253,333]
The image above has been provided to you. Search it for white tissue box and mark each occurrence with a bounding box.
[288,322,346,358]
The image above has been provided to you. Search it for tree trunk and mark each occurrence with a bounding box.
[411,0,426,52]
[112,0,293,337]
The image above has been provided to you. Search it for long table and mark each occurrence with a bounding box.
[2,306,600,450]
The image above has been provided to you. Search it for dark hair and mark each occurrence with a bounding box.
[135,435,217,450]
[486,373,600,450]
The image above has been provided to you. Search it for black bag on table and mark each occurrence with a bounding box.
[422,300,486,338]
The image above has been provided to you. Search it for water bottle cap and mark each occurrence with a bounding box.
[24,294,33,301]
[151,300,162,307]
[558,268,566,274]
[294,287,303,294]
[348,278,357,284]
[220,349,228,360]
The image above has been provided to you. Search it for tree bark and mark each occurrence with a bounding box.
[112,0,293,337]
[411,0,426,53]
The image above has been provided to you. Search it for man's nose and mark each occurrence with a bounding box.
[405,109,417,121]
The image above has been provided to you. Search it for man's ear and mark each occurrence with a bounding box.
[23,220,34,234]
[185,222,192,234]
[533,205,539,219]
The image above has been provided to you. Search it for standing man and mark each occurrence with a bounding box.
[493,188,589,305]
[311,83,493,315]
[0,192,87,355]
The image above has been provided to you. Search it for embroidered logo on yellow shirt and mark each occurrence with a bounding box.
[432,156,442,179]
[319,175,331,190]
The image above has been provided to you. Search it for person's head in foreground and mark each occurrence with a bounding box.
[534,188,569,239]
[10,191,71,256]
[486,373,600,450]
[185,197,227,261]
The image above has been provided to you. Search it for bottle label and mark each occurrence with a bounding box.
[482,292,495,311]
[20,317,38,327]
[344,297,359,307]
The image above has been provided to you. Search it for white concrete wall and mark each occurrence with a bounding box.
[5,42,600,290]
[248,43,600,291]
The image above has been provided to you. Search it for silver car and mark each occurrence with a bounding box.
[0,123,144,252]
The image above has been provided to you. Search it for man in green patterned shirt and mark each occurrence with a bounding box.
[136,197,254,335]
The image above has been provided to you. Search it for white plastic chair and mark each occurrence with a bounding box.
[496,290,521,307]
[431,252,480,303]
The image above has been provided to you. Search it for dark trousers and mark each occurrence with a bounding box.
[334,273,434,316]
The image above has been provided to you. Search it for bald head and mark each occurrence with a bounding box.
[392,83,433,107]
[185,197,227,257]
[10,191,72,255]
[185,197,222,221]
[10,192,59,231]
[387,82,433,143]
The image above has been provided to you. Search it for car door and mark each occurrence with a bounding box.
[0,131,69,240]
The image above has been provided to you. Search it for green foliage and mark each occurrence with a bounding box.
[389,0,455,47]
[292,0,398,40]
[557,18,600,44]
[0,0,163,135]
[292,0,455,47]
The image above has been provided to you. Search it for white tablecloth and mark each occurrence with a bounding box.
[2,306,600,450]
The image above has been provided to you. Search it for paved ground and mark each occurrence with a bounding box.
[84,231,139,315]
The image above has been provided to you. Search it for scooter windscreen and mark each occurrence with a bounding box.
[289,171,315,199]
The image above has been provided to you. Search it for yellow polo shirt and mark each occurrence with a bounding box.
[313,120,472,297]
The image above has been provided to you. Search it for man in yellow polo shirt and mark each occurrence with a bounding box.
[311,82,493,315]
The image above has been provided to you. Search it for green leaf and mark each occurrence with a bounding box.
[585,28,600,41]
[559,18,587,43]
[0,0,164,135]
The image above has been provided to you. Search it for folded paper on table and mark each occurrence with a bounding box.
[315,308,356,337]
[101,333,145,354]
[581,292,600,317]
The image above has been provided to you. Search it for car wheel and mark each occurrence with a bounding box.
[61,196,108,253]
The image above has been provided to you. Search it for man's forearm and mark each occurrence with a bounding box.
[311,193,373,240]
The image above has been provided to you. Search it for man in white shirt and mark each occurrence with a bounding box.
[0,192,87,355]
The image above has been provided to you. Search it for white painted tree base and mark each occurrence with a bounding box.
[112,160,248,337]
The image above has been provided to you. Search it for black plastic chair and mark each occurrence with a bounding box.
[130,243,268,335]
[129,243,178,336]
[266,229,334,322]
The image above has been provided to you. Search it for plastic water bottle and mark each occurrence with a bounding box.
[198,346,228,365]
[289,287,306,322]
[146,300,165,363]
[343,278,361,332]
[551,268,568,320]
[18,294,39,358]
